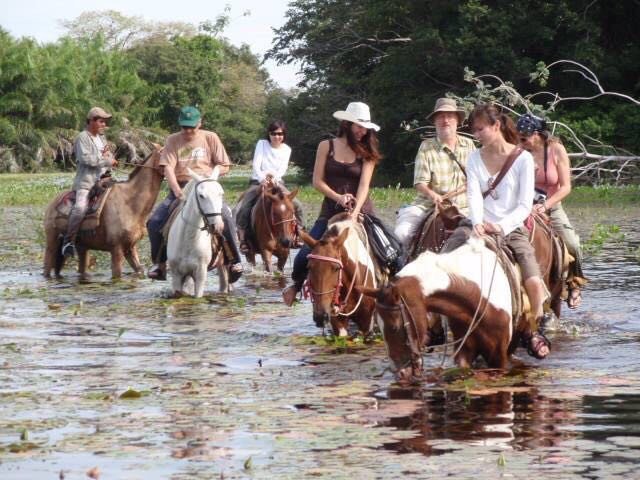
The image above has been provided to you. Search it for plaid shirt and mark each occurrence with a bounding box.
[412,135,476,213]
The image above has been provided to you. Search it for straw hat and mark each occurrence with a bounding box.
[86,106,112,120]
[426,98,465,124]
[332,102,380,131]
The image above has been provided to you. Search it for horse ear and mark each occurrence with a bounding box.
[335,227,350,248]
[288,187,299,201]
[210,165,221,181]
[299,229,318,248]
[188,168,203,182]
[355,286,380,298]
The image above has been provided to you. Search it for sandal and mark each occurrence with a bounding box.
[229,263,243,284]
[567,288,582,309]
[240,242,250,255]
[148,264,166,281]
[525,331,551,359]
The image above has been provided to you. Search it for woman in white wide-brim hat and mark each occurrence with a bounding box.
[282,101,382,306]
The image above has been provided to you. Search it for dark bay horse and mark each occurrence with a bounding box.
[244,184,299,272]
[301,214,382,337]
[360,218,569,381]
[43,148,163,280]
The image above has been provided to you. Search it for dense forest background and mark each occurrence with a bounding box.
[1,2,639,184]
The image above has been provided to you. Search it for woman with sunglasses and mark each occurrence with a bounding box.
[517,114,586,309]
[466,103,550,360]
[236,120,303,253]
[282,102,382,306]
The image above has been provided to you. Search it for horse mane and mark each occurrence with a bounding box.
[127,150,158,181]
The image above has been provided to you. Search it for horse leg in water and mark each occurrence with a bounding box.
[276,252,288,272]
[77,247,90,282]
[261,249,273,273]
[110,245,125,279]
[192,264,208,298]
[218,264,230,293]
[43,230,59,278]
[124,245,144,277]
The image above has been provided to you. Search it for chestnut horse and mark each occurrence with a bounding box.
[300,214,382,337]
[360,218,568,381]
[245,184,299,272]
[43,148,163,280]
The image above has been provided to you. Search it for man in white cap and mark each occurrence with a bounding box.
[61,106,116,258]
[394,98,475,250]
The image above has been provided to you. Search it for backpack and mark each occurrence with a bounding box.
[361,213,405,275]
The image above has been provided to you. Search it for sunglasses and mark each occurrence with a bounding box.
[269,131,285,137]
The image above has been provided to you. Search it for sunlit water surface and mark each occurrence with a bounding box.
[0,204,639,479]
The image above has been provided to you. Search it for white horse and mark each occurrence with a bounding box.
[167,167,230,297]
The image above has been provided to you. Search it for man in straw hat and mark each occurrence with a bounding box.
[394,97,475,250]
[61,106,117,258]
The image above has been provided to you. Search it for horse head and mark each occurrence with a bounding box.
[264,186,298,248]
[359,283,422,382]
[188,168,224,234]
[306,227,350,333]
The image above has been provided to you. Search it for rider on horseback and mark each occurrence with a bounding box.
[146,106,243,282]
[61,107,117,258]
[236,120,304,253]
[394,98,475,255]
[466,103,550,359]
[516,114,587,309]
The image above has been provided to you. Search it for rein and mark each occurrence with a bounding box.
[260,190,296,242]
[304,226,372,317]
[179,179,223,232]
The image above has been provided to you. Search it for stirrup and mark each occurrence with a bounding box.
[61,242,76,258]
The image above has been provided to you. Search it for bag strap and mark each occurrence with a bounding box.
[482,146,523,199]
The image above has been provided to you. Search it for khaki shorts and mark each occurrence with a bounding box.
[505,226,540,280]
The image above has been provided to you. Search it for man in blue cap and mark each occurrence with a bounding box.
[146,106,243,282]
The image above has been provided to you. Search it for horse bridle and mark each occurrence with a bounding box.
[375,295,423,374]
[194,178,223,232]
[260,189,296,241]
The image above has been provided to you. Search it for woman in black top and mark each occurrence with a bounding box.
[282,102,381,306]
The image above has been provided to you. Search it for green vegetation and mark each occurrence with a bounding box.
[268,0,640,184]
[0,9,272,172]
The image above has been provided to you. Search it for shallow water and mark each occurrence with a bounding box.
[0,203,639,479]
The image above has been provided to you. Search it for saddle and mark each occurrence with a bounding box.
[408,201,465,259]
[54,177,115,232]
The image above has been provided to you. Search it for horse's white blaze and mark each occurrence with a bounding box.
[331,219,376,287]
[279,203,286,213]
[338,327,348,337]
[397,237,512,321]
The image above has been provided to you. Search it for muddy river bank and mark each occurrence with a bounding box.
[1,200,639,479]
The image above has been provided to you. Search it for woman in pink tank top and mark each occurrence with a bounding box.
[517,114,587,309]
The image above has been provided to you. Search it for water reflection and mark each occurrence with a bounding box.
[378,385,580,455]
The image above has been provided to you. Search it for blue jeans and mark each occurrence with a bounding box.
[291,218,328,289]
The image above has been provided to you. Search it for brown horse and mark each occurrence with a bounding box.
[359,219,568,381]
[300,214,382,337]
[43,148,163,280]
[245,184,299,272]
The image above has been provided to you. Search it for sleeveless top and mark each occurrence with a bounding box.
[534,145,559,197]
[318,139,374,219]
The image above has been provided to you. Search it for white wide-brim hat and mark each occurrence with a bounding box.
[332,102,380,131]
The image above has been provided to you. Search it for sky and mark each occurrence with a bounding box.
[2,0,301,89]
